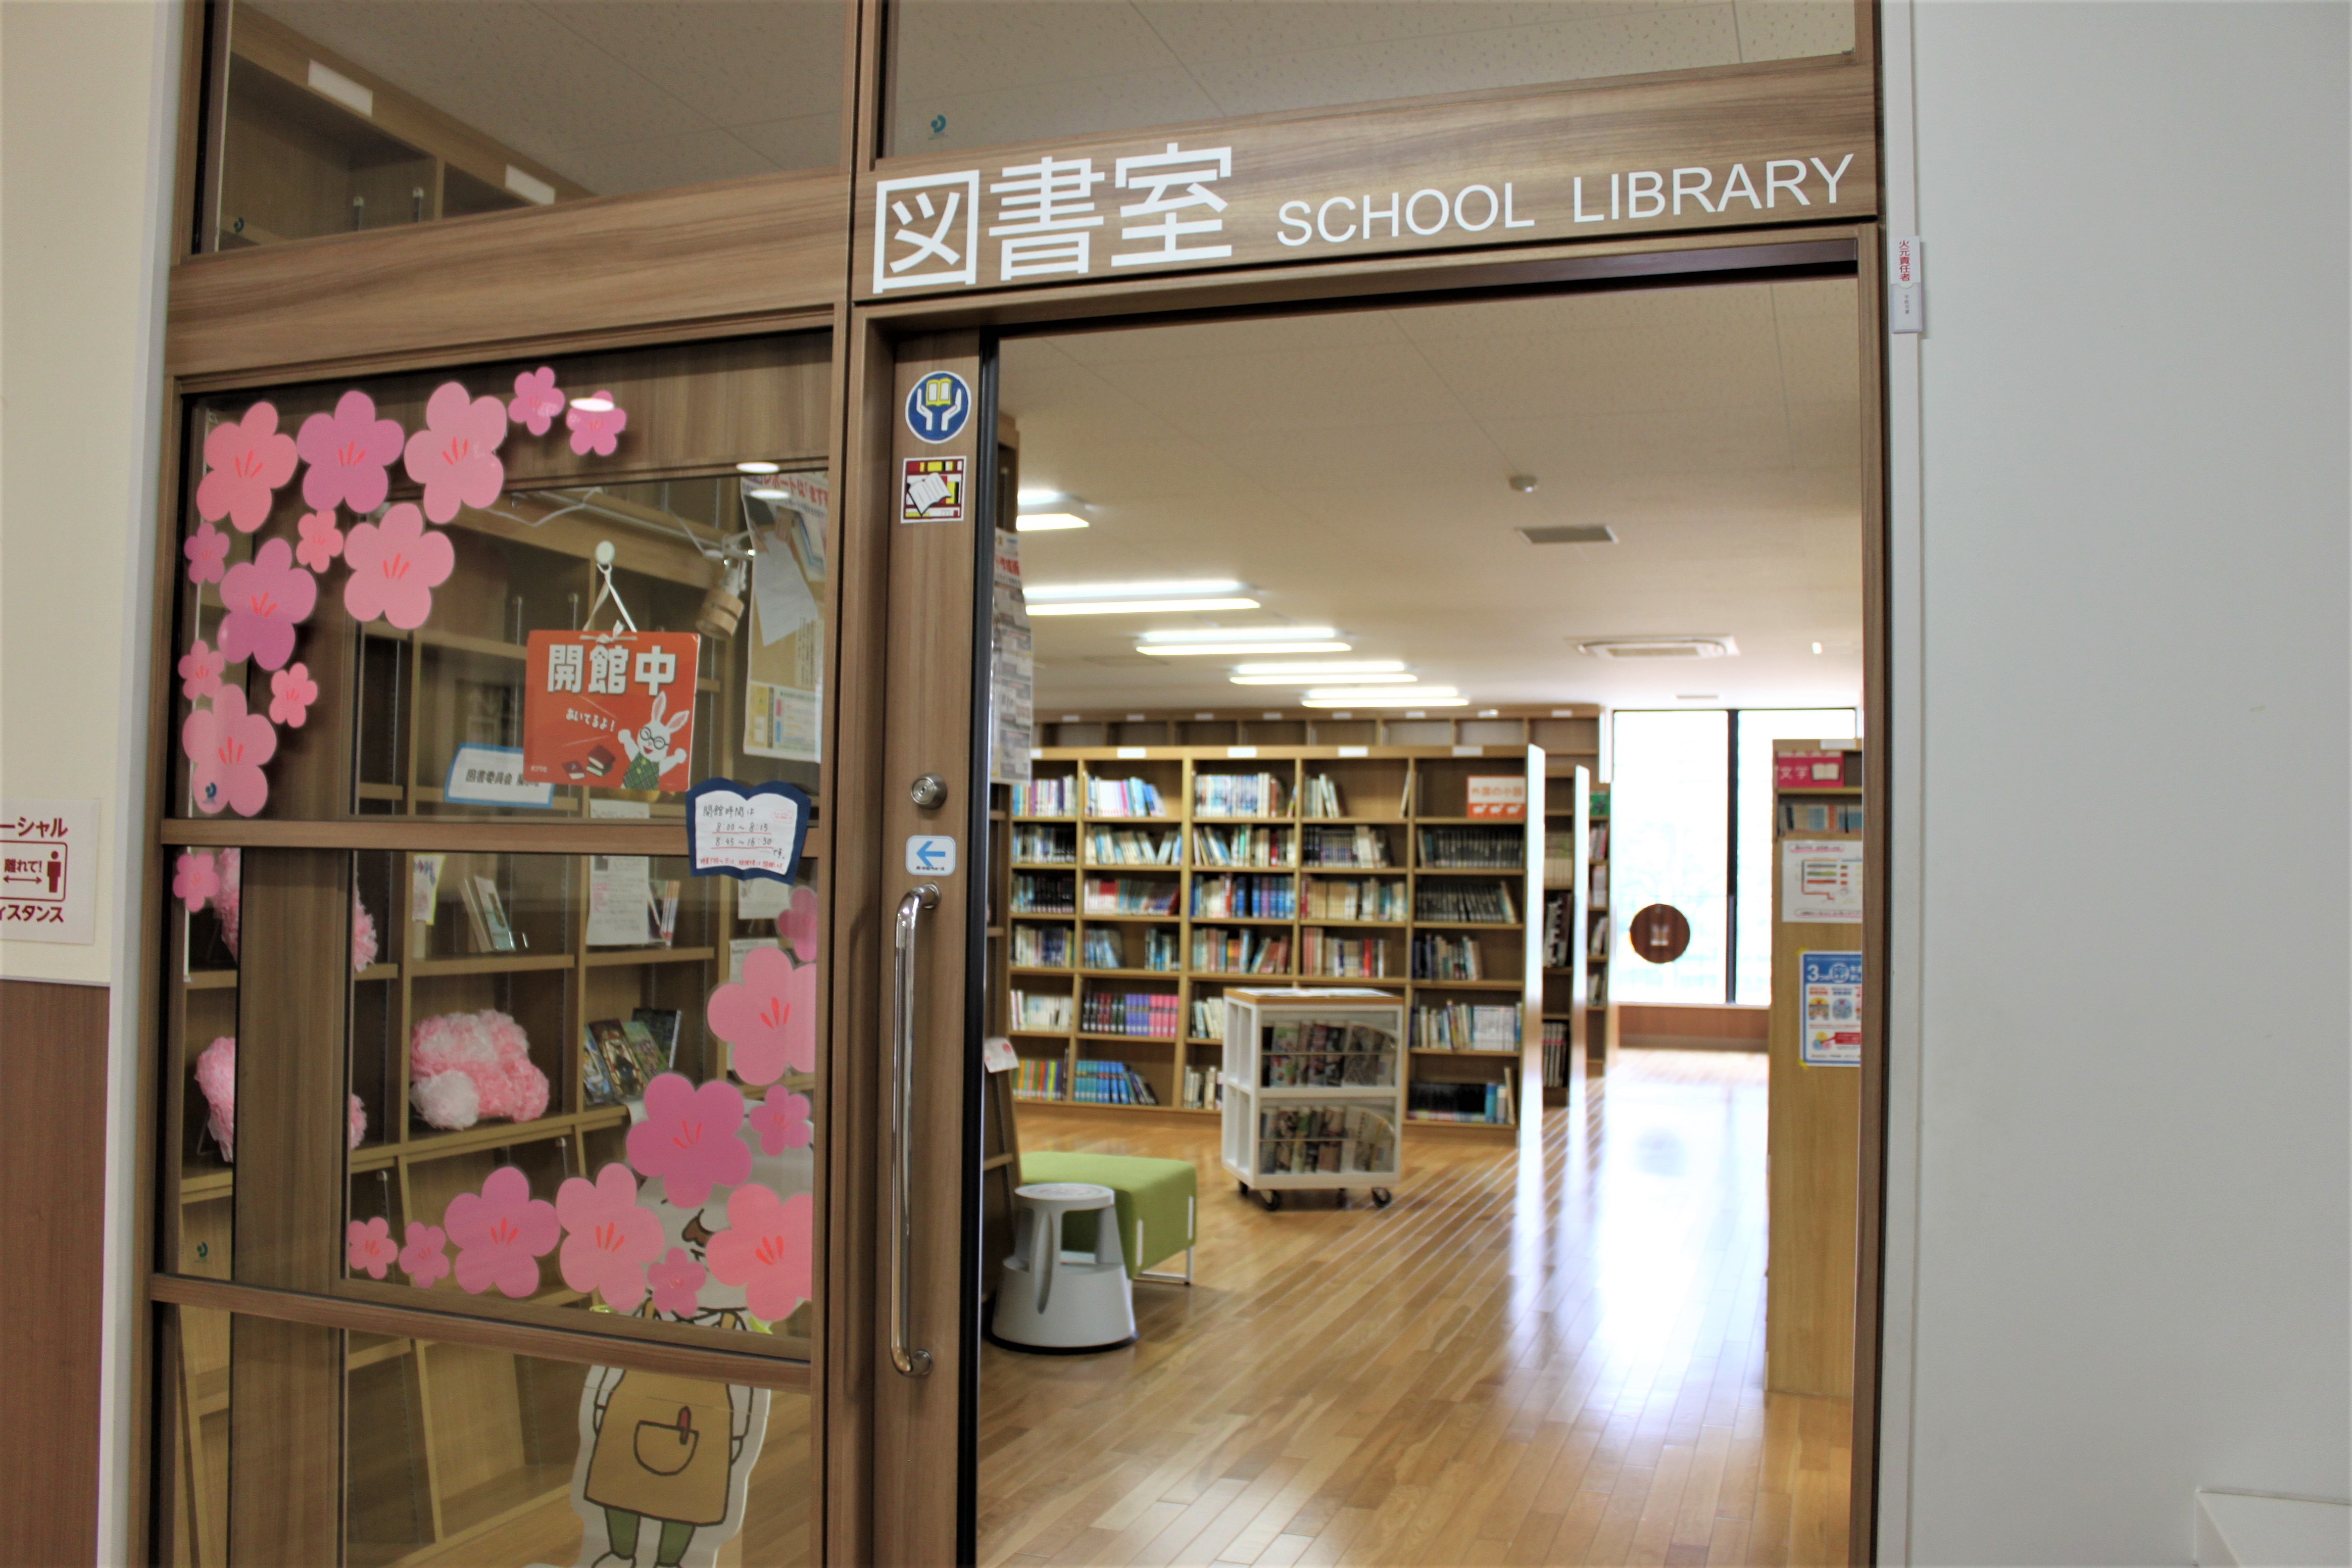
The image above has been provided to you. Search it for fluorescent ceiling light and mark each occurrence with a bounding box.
[569,394,615,412]
[1308,686,1456,701]
[1017,487,1064,506]
[1302,694,1468,709]
[1028,579,1244,602]
[1029,597,1260,617]
[1015,512,1090,532]
[1230,672,1415,686]
[1137,640,1351,656]
[1137,626,1335,645]
[1232,659,1404,676]
[746,486,789,501]
[735,460,781,475]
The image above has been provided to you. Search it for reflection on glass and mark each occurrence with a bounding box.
[884,0,1856,156]
[1609,709,1728,1004]
[161,1304,231,1566]
[1732,708,1856,1005]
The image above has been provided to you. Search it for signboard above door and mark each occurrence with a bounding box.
[855,60,1876,301]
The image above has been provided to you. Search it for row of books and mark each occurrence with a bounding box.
[1411,931,1486,981]
[1590,968,1608,1006]
[1418,827,1525,869]
[1265,1018,1398,1057]
[1009,778,1074,816]
[1191,994,1226,1041]
[1012,924,1072,968]
[1085,877,1180,915]
[1009,989,1073,1031]
[1068,1059,1161,1105]
[1192,926,1292,975]
[1416,881,1519,924]
[1407,1078,1514,1125]
[1260,1033,1397,1088]
[1542,1020,1569,1087]
[1301,825,1393,867]
[1012,824,1076,863]
[1542,890,1574,970]
[1781,800,1865,832]
[581,1011,681,1105]
[1192,873,1294,918]
[1298,774,1346,818]
[1193,825,1293,866]
[1009,1057,1067,1100]
[1179,1064,1225,1111]
[1257,1107,1397,1175]
[1088,827,1180,865]
[1412,1001,1522,1050]
[1193,771,1287,817]
[1080,991,1179,1038]
[1300,927,1394,978]
[1590,862,1609,907]
[1011,871,1076,913]
[1087,776,1169,818]
[1589,913,1610,959]
[1305,875,1406,921]
[1084,926,1177,971]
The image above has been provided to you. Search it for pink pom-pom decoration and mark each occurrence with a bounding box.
[409,1009,549,1131]
[206,849,378,975]
[352,895,378,972]
[192,1034,365,1162]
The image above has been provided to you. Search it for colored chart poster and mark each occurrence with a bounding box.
[521,630,700,790]
[1780,837,1862,922]
[1799,950,1862,1067]
[745,476,827,764]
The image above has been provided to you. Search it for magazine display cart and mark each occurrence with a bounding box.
[1219,987,1406,1210]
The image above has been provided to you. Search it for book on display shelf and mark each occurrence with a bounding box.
[1193,771,1288,818]
[1302,825,1391,867]
[1413,881,1518,924]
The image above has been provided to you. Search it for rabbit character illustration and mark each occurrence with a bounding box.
[618,694,691,790]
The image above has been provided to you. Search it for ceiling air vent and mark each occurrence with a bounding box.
[1520,524,1617,545]
[1576,636,1738,660]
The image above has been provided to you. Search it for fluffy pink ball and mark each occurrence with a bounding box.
[208,847,379,974]
[192,1034,366,1162]
[409,1009,549,1131]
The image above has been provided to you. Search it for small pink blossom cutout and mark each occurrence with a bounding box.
[295,509,345,573]
[747,1087,813,1155]
[554,1163,664,1312]
[269,662,319,727]
[178,640,225,701]
[403,381,506,523]
[565,390,628,457]
[297,390,404,515]
[196,402,298,533]
[184,521,229,586]
[779,882,819,962]
[647,1246,708,1318]
[183,686,277,817]
[172,849,220,912]
[217,538,317,672]
[346,1217,397,1279]
[625,1074,751,1210]
[444,1166,559,1298]
[399,1222,451,1287]
[706,1184,813,1323]
[343,502,456,630]
[509,367,565,436]
[705,945,817,1087]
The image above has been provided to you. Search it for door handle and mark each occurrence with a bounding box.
[889,882,941,1377]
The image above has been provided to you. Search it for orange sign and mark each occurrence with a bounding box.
[1466,775,1527,820]
[521,630,699,791]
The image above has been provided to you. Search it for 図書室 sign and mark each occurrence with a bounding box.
[521,630,700,791]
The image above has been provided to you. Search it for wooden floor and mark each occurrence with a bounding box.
[981,1049,1850,1568]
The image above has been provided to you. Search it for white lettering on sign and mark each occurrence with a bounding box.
[874,171,981,292]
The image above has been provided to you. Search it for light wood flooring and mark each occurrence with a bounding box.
[981,1049,1850,1568]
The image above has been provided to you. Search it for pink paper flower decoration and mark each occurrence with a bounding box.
[183,686,277,817]
[705,945,817,1087]
[747,1087,813,1155]
[399,1222,451,1287]
[295,509,345,573]
[565,390,628,457]
[444,1166,559,1299]
[269,662,319,727]
[706,1185,813,1323]
[509,366,566,436]
[403,381,506,523]
[172,849,220,912]
[184,521,230,586]
[297,389,403,515]
[352,895,379,972]
[625,1074,751,1210]
[217,538,317,672]
[196,402,298,533]
[779,882,819,962]
[343,502,455,630]
[555,1163,665,1312]
[177,640,224,701]
[346,1217,397,1279]
[647,1246,708,1318]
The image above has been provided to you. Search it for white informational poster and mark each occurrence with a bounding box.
[735,876,791,922]
[1781,837,1863,923]
[745,475,827,764]
[989,531,1033,784]
[587,855,653,946]
[1799,951,1863,1067]
[0,797,96,944]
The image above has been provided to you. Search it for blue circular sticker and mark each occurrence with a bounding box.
[905,370,972,444]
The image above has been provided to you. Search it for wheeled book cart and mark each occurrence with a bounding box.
[1219,987,1406,1210]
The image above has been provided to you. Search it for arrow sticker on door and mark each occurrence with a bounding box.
[905,834,957,875]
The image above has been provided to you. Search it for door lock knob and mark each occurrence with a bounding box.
[909,773,948,809]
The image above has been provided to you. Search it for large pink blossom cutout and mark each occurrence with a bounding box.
[269,662,319,728]
[217,539,317,672]
[178,640,224,701]
[747,1087,813,1155]
[172,849,220,912]
[625,1074,751,1209]
[295,509,344,573]
[343,502,455,630]
[705,946,816,1087]
[647,1246,708,1318]
[554,1162,664,1311]
[403,382,506,523]
[565,391,628,457]
[400,1222,451,1287]
[444,1166,559,1298]
[184,522,229,586]
[196,403,298,533]
[346,1217,397,1279]
[183,686,277,817]
[297,390,404,515]
[509,367,566,436]
[706,1185,813,1323]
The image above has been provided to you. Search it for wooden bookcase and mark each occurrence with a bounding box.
[994,745,1543,1135]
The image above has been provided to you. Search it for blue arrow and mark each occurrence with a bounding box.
[916,841,944,868]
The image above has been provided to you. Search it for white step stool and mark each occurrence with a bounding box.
[989,1182,1136,1353]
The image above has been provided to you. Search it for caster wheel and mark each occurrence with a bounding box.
[1371,1188,1393,1208]
[1237,1181,1250,1197]
[1259,1189,1282,1212]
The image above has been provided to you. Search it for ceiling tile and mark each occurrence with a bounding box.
[731,111,842,172]
[542,128,781,196]
[539,0,844,133]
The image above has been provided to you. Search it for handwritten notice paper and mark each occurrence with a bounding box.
[686,779,811,883]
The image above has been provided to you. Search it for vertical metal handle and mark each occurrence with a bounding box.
[889,883,940,1377]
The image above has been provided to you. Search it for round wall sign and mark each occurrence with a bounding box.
[1629,903,1692,964]
[904,370,971,444]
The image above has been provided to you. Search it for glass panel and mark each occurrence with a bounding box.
[884,0,1855,157]
[211,0,847,250]
[168,859,243,1276]
[1732,707,1856,1005]
[159,1304,232,1567]
[1609,708,1728,1004]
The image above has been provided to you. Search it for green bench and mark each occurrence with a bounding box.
[1020,1152,1196,1284]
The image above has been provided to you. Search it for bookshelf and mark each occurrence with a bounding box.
[1219,988,1405,1209]
[994,744,1544,1135]
[1538,766,1596,1104]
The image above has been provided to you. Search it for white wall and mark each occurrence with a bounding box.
[1885,4,2351,1562]
[0,0,181,1558]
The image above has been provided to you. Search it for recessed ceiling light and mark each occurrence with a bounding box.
[1231,660,1404,676]
[1028,579,1244,602]
[1520,524,1617,545]
[1302,694,1468,709]
[747,486,789,501]
[1230,672,1415,686]
[1576,636,1737,660]
[1029,597,1260,617]
[1015,512,1090,532]
[736,460,782,474]
[1812,641,1824,654]
[1137,640,1351,656]
[569,394,615,412]
[1138,626,1335,644]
